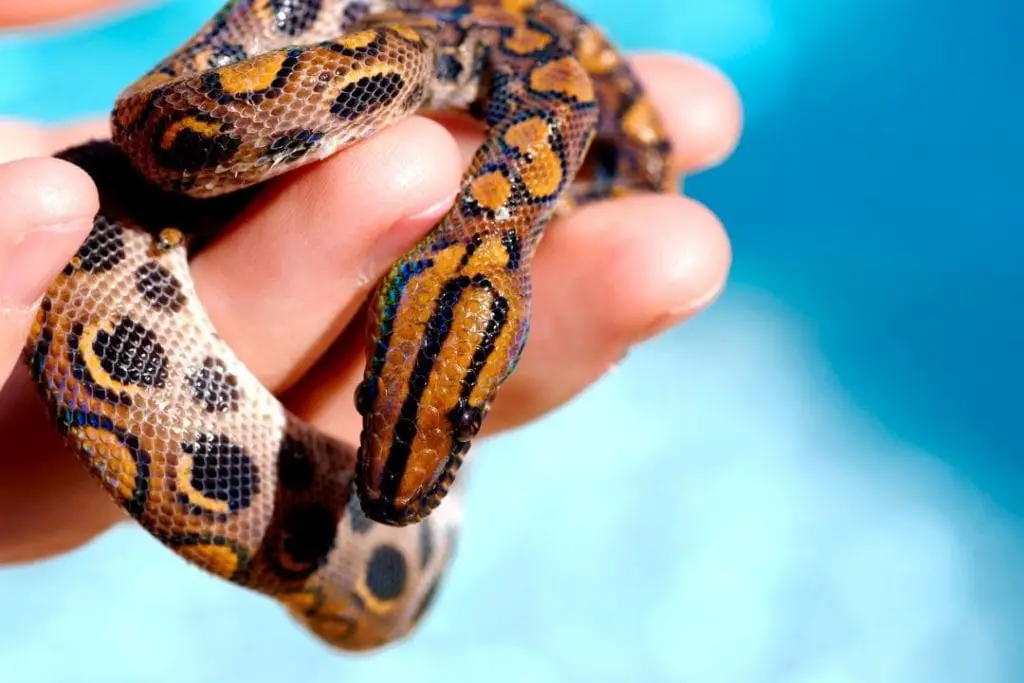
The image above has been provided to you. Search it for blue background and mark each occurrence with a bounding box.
[0,0,1020,681]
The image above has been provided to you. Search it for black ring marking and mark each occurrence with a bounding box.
[364,544,408,602]
[179,432,261,513]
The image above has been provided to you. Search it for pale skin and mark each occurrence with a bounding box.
[0,0,741,564]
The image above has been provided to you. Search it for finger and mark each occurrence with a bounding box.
[0,157,97,383]
[192,115,463,391]
[0,120,50,164]
[0,367,124,563]
[630,53,743,173]
[0,118,109,164]
[485,194,731,430]
[433,54,743,176]
[0,0,131,27]
[44,119,111,152]
[279,55,738,434]
[0,118,463,564]
[285,194,730,438]
[0,49,741,562]
[0,158,106,565]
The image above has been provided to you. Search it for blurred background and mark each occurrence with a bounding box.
[0,0,1020,681]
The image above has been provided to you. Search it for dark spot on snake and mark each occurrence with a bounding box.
[435,54,463,82]
[364,544,407,602]
[209,42,247,67]
[330,72,405,121]
[501,229,521,270]
[93,316,168,389]
[152,116,242,174]
[281,505,338,569]
[277,435,315,491]
[475,69,512,127]
[114,428,152,519]
[458,233,482,268]
[206,3,233,39]
[341,1,370,28]
[134,261,187,312]
[180,432,260,512]
[261,128,324,165]
[66,215,125,274]
[186,356,242,413]
[592,139,621,180]
[67,321,132,406]
[269,0,322,36]
[28,317,52,383]
[403,81,427,110]
[354,378,377,416]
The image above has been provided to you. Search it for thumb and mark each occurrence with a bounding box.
[0,157,97,384]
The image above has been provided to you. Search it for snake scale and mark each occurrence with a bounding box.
[25,0,678,650]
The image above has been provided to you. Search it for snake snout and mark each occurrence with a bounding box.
[352,366,491,527]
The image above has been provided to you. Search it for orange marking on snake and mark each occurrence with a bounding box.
[390,24,425,43]
[503,116,563,197]
[469,170,513,211]
[621,97,664,146]
[178,543,241,578]
[503,25,554,54]
[464,232,514,273]
[69,427,138,505]
[336,28,381,50]
[529,56,596,103]
[575,25,620,75]
[217,50,290,95]
[502,0,539,11]
[78,323,141,396]
[159,116,223,150]
[176,457,232,514]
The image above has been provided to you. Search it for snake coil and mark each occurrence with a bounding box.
[27,0,677,650]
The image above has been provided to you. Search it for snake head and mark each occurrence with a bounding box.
[354,240,530,526]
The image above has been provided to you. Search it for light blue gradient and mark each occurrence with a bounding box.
[0,0,1019,681]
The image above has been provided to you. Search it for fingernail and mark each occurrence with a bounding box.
[360,190,459,286]
[0,220,90,312]
[643,274,728,339]
[405,189,459,223]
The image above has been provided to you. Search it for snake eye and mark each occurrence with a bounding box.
[450,404,484,444]
[354,378,376,416]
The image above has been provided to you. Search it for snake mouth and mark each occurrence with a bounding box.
[355,438,470,527]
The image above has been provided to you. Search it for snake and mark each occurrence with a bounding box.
[25,0,678,651]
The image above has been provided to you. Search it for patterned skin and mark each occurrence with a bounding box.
[24,0,677,650]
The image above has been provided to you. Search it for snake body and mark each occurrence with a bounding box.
[26,0,677,650]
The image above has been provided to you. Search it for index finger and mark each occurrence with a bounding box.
[632,53,743,174]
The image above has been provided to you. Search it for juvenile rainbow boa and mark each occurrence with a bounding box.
[26,0,677,649]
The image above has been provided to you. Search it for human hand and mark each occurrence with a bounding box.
[0,2,741,564]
